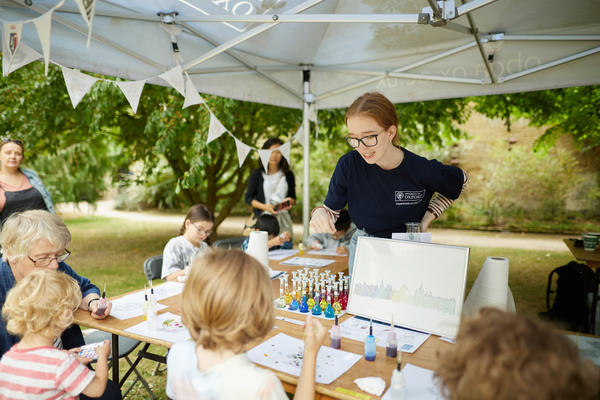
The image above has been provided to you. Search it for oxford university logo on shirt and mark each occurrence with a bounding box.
[394,190,425,205]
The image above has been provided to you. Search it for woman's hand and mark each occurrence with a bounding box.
[420,210,436,232]
[283,197,295,210]
[310,207,336,234]
[264,203,278,215]
[90,299,112,320]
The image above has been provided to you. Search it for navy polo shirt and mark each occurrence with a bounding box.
[324,148,464,238]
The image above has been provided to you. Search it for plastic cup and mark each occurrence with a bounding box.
[405,222,421,233]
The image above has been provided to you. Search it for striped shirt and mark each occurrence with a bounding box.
[0,345,94,399]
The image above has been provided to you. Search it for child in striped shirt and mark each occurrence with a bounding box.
[0,269,110,399]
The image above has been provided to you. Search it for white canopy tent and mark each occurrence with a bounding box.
[2,0,600,238]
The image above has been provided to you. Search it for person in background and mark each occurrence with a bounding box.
[242,214,291,251]
[309,92,468,274]
[306,209,355,255]
[161,204,214,281]
[0,269,110,398]
[0,138,55,225]
[435,308,600,400]
[245,137,295,248]
[166,249,327,400]
[0,210,121,400]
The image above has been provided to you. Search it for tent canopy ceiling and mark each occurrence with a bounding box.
[1,0,599,109]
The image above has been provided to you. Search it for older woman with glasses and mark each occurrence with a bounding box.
[310,92,469,274]
[161,204,214,281]
[0,138,55,225]
[0,210,121,400]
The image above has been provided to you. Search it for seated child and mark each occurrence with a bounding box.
[306,209,355,255]
[0,269,110,398]
[435,307,600,400]
[162,204,214,281]
[243,214,292,251]
[167,249,327,400]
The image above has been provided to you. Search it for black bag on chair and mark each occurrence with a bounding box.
[540,261,598,333]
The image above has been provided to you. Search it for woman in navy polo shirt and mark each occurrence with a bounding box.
[310,92,468,274]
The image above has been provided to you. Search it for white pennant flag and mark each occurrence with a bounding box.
[2,42,41,77]
[183,75,205,109]
[258,149,272,173]
[73,0,97,47]
[293,124,305,147]
[61,66,99,108]
[207,113,227,143]
[159,65,185,96]
[278,141,291,165]
[3,23,22,58]
[234,138,252,168]
[116,80,145,114]
[308,104,318,123]
[33,12,53,76]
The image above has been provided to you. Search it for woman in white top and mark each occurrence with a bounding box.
[161,204,214,281]
[244,138,296,248]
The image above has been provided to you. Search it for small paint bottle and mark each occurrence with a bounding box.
[95,282,107,317]
[364,320,376,361]
[390,353,405,400]
[330,315,341,349]
[386,315,398,358]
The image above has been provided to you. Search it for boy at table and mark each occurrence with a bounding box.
[306,209,355,255]
[167,249,327,399]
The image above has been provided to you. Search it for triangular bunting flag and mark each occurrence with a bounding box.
[73,0,97,47]
[2,40,41,77]
[258,149,272,173]
[234,137,252,168]
[3,23,22,58]
[61,66,99,108]
[116,80,145,114]
[33,12,53,76]
[308,104,318,123]
[278,142,291,165]
[207,113,227,143]
[293,124,305,147]
[183,75,205,109]
[159,65,185,96]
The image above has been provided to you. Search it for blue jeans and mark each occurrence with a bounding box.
[348,228,372,276]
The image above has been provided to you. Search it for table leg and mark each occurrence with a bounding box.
[112,333,119,384]
[591,270,600,335]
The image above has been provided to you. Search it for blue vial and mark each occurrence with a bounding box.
[364,321,376,361]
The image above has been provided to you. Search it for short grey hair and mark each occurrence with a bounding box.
[0,210,71,262]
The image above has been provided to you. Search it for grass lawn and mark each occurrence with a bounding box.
[64,216,575,399]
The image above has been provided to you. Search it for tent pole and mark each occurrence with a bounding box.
[302,69,313,243]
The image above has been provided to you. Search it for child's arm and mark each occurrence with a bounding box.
[81,340,110,397]
[294,316,327,400]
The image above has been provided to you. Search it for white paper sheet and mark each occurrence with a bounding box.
[308,249,347,257]
[109,295,168,320]
[381,363,444,400]
[275,316,305,326]
[247,333,361,384]
[124,312,191,343]
[567,334,600,366]
[280,257,336,268]
[338,317,430,354]
[269,249,299,260]
[270,269,284,279]
[151,281,184,301]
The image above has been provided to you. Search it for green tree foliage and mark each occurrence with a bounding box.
[472,86,600,152]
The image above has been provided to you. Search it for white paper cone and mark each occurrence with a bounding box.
[246,231,269,270]
[207,113,227,143]
[463,256,513,318]
[33,12,52,75]
[258,149,272,173]
[183,74,205,109]
[61,66,99,108]
[2,42,41,77]
[278,141,291,166]
[293,124,305,146]
[159,65,185,96]
[116,80,145,114]
[234,138,252,167]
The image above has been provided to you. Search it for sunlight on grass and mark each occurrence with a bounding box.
[65,216,576,399]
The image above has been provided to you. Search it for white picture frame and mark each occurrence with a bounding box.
[348,237,469,338]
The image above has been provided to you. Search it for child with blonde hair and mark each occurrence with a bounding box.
[167,249,327,399]
[0,269,110,399]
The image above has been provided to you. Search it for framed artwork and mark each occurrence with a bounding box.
[348,237,469,338]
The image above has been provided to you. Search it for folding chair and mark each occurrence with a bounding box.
[84,330,156,399]
[213,236,247,250]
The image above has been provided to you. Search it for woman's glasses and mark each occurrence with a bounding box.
[345,131,383,148]
[192,223,213,236]
[27,249,71,267]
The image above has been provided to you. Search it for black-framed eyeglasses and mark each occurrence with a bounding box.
[1,138,23,146]
[27,249,71,267]
[192,224,212,236]
[345,131,383,148]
